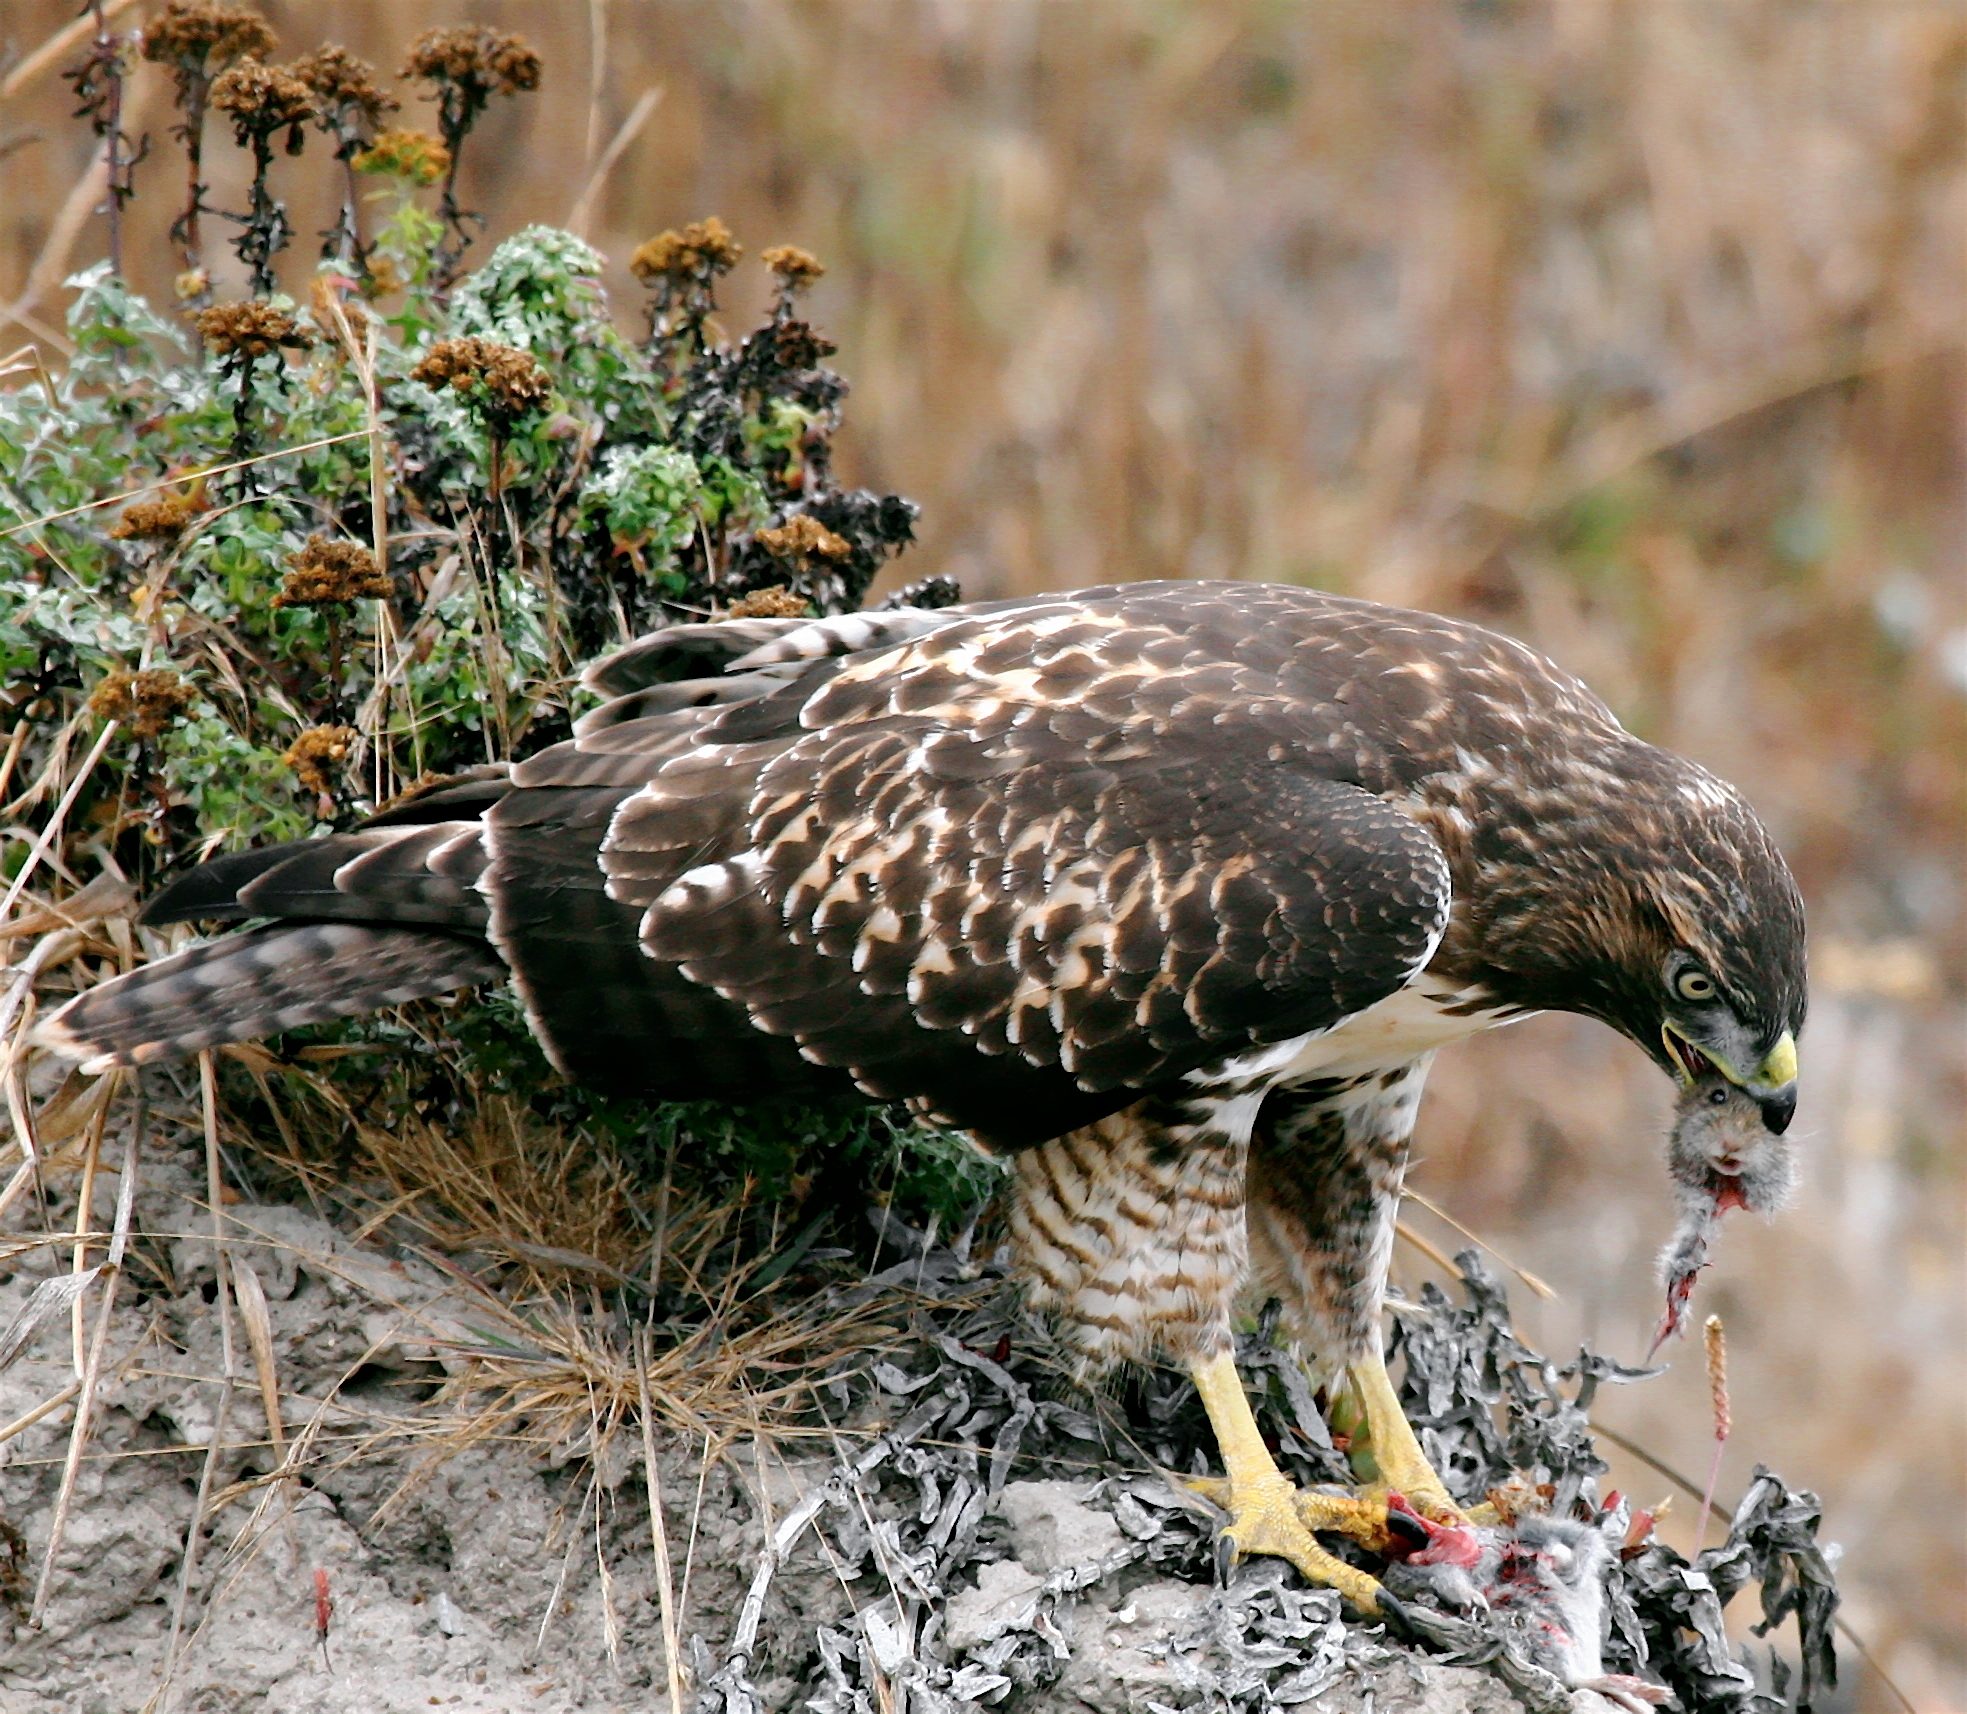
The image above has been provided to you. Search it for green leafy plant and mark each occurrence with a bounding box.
[2,12,982,1219]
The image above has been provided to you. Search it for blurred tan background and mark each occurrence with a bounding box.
[3,2,1962,1706]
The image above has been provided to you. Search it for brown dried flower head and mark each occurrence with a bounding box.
[276,537,390,607]
[361,255,405,299]
[631,218,743,285]
[400,26,542,98]
[109,489,205,542]
[209,56,315,143]
[284,725,358,797]
[761,245,825,292]
[140,2,275,72]
[411,337,552,422]
[725,585,815,620]
[756,514,852,567]
[193,300,313,359]
[291,43,395,126]
[351,127,451,186]
[88,668,197,739]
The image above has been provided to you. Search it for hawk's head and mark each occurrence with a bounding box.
[1473,744,1806,1139]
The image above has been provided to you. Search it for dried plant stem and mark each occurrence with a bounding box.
[68,1086,110,1374]
[157,1054,240,1687]
[0,0,138,101]
[636,1333,688,1714]
[202,1052,238,1376]
[0,1380,83,1447]
[1393,1217,1461,1283]
[29,1105,138,1626]
[229,1256,284,1463]
[1400,1188,1556,1300]
[0,430,370,542]
[0,717,121,921]
[0,719,30,804]
[567,87,663,239]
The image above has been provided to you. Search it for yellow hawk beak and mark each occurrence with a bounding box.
[1661,1024,1799,1096]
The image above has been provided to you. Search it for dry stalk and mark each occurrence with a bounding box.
[0,720,31,803]
[0,0,140,101]
[0,1380,83,1447]
[228,1255,285,1464]
[29,1106,138,1626]
[0,717,122,920]
[636,1330,688,1714]
[156,1053,241,1692]
[0,431,371,543]
[1400,1188,1556,1301]
[566,87,664,238]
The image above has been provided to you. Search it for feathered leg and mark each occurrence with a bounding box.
[1245,1067,1470,1525]
[1009,1090,1395,1610]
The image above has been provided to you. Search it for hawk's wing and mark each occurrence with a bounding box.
[516,593,1454,1145]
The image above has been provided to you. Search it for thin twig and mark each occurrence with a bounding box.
[0,718,121,921]
[0,0,140,100]
[0,1380,83,1447]
[1401,1188,1556,1300]
[29,1096,137,1625]
[157,1054,240,1689]
[0,431,371,541]
[567,88,663,238]
[636,1330,688,1714]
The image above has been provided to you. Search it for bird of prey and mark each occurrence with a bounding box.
[37,580,1805,1610]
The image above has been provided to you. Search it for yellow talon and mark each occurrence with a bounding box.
[1186,1350,1390,1611]
[1182,1339,1489,1612]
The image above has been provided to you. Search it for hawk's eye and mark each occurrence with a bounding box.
[1673,967,1717,1003]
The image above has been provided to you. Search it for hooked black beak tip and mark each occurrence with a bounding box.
[1758,1089,1796,1135]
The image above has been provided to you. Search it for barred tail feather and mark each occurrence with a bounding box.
[33,923,505,1074]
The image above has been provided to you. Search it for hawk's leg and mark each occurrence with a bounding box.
[1007,1093,1397,1610]
[1344,1337,1463,1521]
[1246,1065,1469,1526]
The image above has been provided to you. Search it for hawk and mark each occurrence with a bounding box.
[38,581,1805,1609]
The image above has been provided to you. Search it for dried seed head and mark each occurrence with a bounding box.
[109,490,205,542]
[351,127,451,185]
[725,586,814,620]
[362,255,405,299]
[276,537,390,607]
[630,218,743,285]
[1704,1314,1731,1442]
[88,669,197,739]
[755,514,853,568]
[209,56,315,141]
[290,43,395,126]
[193,299,312,358]
[140,2,275,71]
[411,336,552,422]
[283,724,358,796]
[761,245,825,291]
[400,26,542,98]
